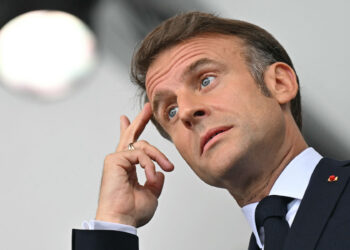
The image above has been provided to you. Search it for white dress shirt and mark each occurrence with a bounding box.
[83,147,322,249]
[82,219,137,235]
[241,147,322,249]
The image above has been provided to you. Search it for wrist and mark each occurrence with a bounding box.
[95,212,137,227]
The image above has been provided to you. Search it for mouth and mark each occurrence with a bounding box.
[200,126,233,155]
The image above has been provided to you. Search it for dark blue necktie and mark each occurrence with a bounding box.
[255,195,292,250]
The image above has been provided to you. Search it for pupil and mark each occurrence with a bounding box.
[202,78,209,86]
[169,109,176,117]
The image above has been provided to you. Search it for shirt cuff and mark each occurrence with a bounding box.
[81,220,137,235]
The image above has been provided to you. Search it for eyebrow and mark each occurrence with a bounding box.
[151,58,224,118]
[183,58,224,79]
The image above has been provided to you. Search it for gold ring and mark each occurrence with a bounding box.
[128,142,135,151]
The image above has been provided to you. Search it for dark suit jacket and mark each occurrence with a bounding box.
[248,157,350,250]
[72,158,350,250]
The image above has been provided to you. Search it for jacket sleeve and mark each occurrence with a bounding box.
[72,229,139,250]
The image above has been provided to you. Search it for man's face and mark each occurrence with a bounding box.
[145,34,285,188]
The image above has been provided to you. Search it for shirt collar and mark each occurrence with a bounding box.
[241,147,322,248]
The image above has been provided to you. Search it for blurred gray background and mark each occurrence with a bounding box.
[0,0,349,249]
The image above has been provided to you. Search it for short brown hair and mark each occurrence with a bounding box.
[131,11,302,140]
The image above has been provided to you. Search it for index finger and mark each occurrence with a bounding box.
[122,102,153,145]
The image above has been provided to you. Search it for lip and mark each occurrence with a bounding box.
[200,126,233,155]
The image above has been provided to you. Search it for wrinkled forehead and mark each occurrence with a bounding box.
[145,34,245,102]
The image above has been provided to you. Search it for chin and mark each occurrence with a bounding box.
[199,144,250,187]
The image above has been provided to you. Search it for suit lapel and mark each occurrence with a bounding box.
[284,158,350,250]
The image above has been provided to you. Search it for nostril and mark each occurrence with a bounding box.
[185,121,192,127]
[193,110,205,117]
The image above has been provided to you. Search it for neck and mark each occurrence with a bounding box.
[227,122,308,207]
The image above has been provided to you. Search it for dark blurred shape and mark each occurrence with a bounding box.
[120,0,209,40]
[0,0,98,30]
[120,0,182,40]
[303,106,349,160]
[94,0,207,65]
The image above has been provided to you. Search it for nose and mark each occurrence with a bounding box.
[177,94,209,129]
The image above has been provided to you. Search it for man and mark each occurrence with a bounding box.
[72,12,350,250]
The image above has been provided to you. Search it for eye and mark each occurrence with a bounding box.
[200,76,215,88]
[167,106,178,119]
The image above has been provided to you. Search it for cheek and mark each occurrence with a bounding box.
[211,81,247,109]
[173,134,199,169]
[172,133,187,153]
[173,135,191,155]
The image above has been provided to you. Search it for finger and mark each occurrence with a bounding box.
[117,103,152,151]
[125,103,152,143]
[134,140,174,172]
[138,152,157,184]
[117,116,131,152]
[145,171,165,198]
[115,150,157,183]
[120,115,131,135]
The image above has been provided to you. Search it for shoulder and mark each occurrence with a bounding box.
[318,157,350,169]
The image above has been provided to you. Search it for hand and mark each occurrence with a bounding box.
[96,103,174,227]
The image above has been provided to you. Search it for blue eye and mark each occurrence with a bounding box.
[201,76,215,88]
[168,106,178,119]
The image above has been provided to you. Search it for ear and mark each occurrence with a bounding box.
[264,62,298,105]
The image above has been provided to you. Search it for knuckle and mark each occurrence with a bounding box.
[103,152,128,172]
[104,152,122,165]
[134,148,145,157]
[104,153,114,164]
[138,139,147,144]
[137,140,149,148]
[103,154,115,172]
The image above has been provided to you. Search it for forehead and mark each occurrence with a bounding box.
[145,34,245,101]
